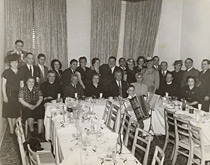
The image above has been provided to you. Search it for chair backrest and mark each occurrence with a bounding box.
[102,100,112,125]
[174,116,190,143]
[107,104,120,132]
[147,94,160,110]
[164,109,175,135]
[16,118,26,142]
[27,144,40,165]
[131,128,152,165]
[15,127,28,165]
[120,112,139,147]
[189,123,204,157]
[151,146,165,165]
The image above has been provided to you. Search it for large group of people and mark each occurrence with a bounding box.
[2,39,210,138]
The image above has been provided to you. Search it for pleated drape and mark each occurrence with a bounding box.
[90,0,121,64]
[123,0,162,59]
[33,0,68,68]
[5,0,34,55]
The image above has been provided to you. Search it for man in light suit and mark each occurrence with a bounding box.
[37,54,48,84]
[198,59,210,112]
[181,58,199,87]
[6,40,28,67]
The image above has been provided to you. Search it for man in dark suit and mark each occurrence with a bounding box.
[181,58,199,87]
[152,56,161,71]
[99,56,122,92]
[19,53,40,85]
[62,59,78,88]
[76,56,90,86]
[6,40,28,67]
[63,74,84,98]
[198,59,210,112]
[107,69,128,98]
[40,70,61,103]
[156,61,171,96]
[37,54,48,84]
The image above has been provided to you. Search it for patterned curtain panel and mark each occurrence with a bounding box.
[34,0,68,68]
[123,0,162,59]
[5,0,34,56]
[90,0,121,64]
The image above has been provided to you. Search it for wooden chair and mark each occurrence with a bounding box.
[15,126,29,165]
[102,100,112,125]
[189,123,210,165]
[151,146,165,165]
[16,118,51,153]
[106,104,120,132]
[172,116,191,165]
[131,127,153,165]
[163,109,176,160]
[27,144,56,165]
[120,112,139,148]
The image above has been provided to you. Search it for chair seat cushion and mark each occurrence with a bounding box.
[39,153,56,165]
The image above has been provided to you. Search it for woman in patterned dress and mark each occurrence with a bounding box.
[18,77,44,137]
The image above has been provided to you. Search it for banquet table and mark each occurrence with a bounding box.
[44,99,142,165]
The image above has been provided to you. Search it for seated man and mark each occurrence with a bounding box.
[107,70,128,98]
[63,74,84,98]
[159,72,178,97]
[40,70,61,102]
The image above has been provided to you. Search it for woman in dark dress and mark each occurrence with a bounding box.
[51,59,63,85]
[2,54,23,135]
[85,73,105,98]
[125,58,137,84]
[18,77,44,138]
[85,58,101,85]
[180,76,200,108]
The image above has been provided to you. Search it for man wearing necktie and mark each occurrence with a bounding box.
[19,53,40,85]
[37,54,48,84]
[198,59,210,112]
[107,70,128,98]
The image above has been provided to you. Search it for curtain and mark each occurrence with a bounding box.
[123,0,162,59]
[5,0,34,55]
[90,0,121,64]
[34,0,68,68]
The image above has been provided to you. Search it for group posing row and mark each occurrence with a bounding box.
[2,40,210,137]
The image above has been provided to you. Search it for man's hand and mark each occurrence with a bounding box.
[3,96,8,103]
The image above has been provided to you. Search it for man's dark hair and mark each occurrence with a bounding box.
[37,54,46,59]
[119,57,126,62]
[161,61,168,66]
[15,40,24,45]
[109,56,116,61]
[202,59,210,64]
[185,58,193,63]
[152,56,160,61]
[70,59,78,64]
[79,56,87,63]
[127,84,135,91]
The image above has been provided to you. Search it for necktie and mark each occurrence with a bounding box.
[118,81,123,97]
[29,65,33,77]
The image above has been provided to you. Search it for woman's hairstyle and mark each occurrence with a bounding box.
[5,54,19,63]
[173,60,183,66]
[51,59,62,70]
[91,58,100,66]
[136,56,145,65]
[26,77,35,83]
[186,76,197,84]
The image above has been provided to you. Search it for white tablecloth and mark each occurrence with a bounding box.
[44,100,141,165]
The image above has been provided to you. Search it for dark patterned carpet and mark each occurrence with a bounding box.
[0,126,187,165]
